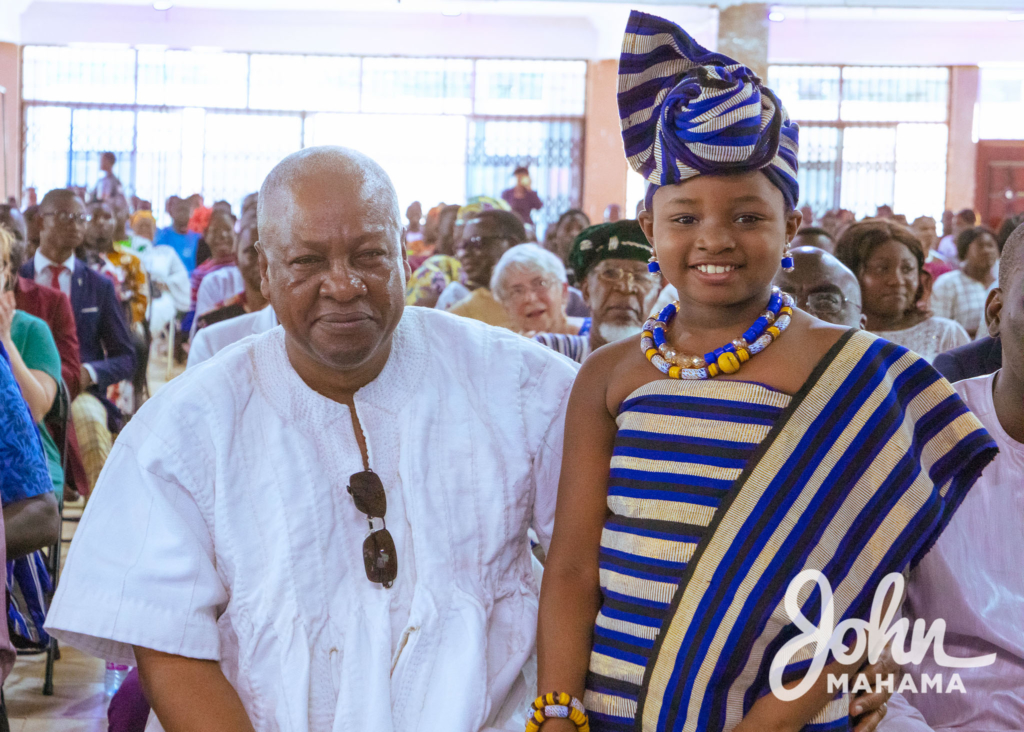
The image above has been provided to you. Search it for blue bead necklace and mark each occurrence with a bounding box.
[641,287,796,379]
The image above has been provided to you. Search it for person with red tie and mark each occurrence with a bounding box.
[20,189,135,492]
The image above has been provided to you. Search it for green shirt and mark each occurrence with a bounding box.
[10,311,64,494]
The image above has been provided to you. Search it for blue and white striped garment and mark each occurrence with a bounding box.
[585,379,789,731]
[533,333,592,364]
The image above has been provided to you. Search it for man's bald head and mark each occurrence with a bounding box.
[1000,222,1024,292]
[775,245,863,328]
[258,146,400,250]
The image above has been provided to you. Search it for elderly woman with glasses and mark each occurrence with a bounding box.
[491,243,586,336]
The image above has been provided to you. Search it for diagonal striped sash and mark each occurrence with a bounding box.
[637,329,997,732]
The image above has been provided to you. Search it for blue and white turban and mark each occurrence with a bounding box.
[619,11,800,211]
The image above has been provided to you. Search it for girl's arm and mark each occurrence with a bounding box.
[535,354,619,730]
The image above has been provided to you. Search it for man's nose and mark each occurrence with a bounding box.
[320,262,368,300]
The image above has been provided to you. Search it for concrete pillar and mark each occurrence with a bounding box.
[717,3,769,81]
[0,43,19,205]
[945,66,979,213]
[582,59,628,225]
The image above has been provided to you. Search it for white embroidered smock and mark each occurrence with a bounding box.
[45,306,578,732]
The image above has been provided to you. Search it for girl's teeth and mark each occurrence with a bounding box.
[697,264,735,274]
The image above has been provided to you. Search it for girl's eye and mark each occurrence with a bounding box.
[673,215,697,225]
[736,215,762,224]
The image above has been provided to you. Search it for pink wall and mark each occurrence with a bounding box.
[0,43,18,204]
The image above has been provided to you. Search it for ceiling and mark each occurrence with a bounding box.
[31,0,1024,12]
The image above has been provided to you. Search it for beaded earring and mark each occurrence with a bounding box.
[648,254,661,274]
[781,243,795,272]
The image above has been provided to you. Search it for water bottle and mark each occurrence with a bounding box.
[104,661,131,696]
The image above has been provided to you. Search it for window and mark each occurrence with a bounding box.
[977,65,1024,140]
[22,46,586,237]
[768,65,950,221]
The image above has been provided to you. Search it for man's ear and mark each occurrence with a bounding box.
[985,287,1002,338]
[400,238,412,280]
[256,241,271,301]
[579,275,591,304]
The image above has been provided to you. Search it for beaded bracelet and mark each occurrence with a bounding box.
[525,692,590,732]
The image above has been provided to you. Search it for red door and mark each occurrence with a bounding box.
[976,140,1024,228]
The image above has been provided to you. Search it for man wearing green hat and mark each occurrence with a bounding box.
[533,220,662,363]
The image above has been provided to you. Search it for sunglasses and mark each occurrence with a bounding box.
[347,470,398,588]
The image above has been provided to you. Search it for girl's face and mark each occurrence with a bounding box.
[859,239,920,320]
[639,171,800,308]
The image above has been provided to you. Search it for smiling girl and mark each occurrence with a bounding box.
[534,12,997,732]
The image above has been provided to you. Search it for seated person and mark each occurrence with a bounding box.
[83,199,150,413]
[775,245,864,328]
[183,210,237,333]
[187,305,278,369]
[21,189,135,492]
[544,209,591,269]
[491,244,585,336]
[533,220,661,363]
[133,211,191,342]
[931,226,1000,339]
[881,224,1024,730]
[835,220,969,362]
[790,225,835,254]
[0,342,60,562]
[46,146,577,732]
[155,195,199,272]
[0,343,55,687]
[435,197,517,311]
[192,213,268,334]
[4,209,89,499]
[1,253,64,647]
[448,210,528,328]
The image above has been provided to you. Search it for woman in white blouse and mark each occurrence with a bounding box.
[836,220,969,362]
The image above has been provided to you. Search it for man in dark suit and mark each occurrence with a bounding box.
[933,289,1003,382]
[21,189,135,491]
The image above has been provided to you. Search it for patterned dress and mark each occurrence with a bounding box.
[586,379,790,731]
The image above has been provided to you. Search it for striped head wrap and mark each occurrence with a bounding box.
[456,195,511,226]
[619,11,799,211]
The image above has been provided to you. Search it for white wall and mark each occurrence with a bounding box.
[19,2,718,60]
[20,2,1024,66]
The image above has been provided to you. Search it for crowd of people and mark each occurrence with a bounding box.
[0,9,1020,732]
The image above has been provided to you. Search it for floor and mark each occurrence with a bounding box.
[4,341,187,730]
[5,510,107,731]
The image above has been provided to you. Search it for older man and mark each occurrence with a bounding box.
[533,221,661,363]
[46,147,577,732]
[774,245,864,328]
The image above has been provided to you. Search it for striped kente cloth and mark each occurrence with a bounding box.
[585,379,789,731]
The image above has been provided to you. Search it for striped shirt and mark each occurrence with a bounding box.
[533,333,592,364]
[585,379,790,731]
[931,269,991,337]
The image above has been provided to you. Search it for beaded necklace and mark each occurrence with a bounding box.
[641,286,796,379]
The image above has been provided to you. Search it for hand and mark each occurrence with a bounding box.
[850,646,899,732]
[0,291,14,342]
[80,365,94,390]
